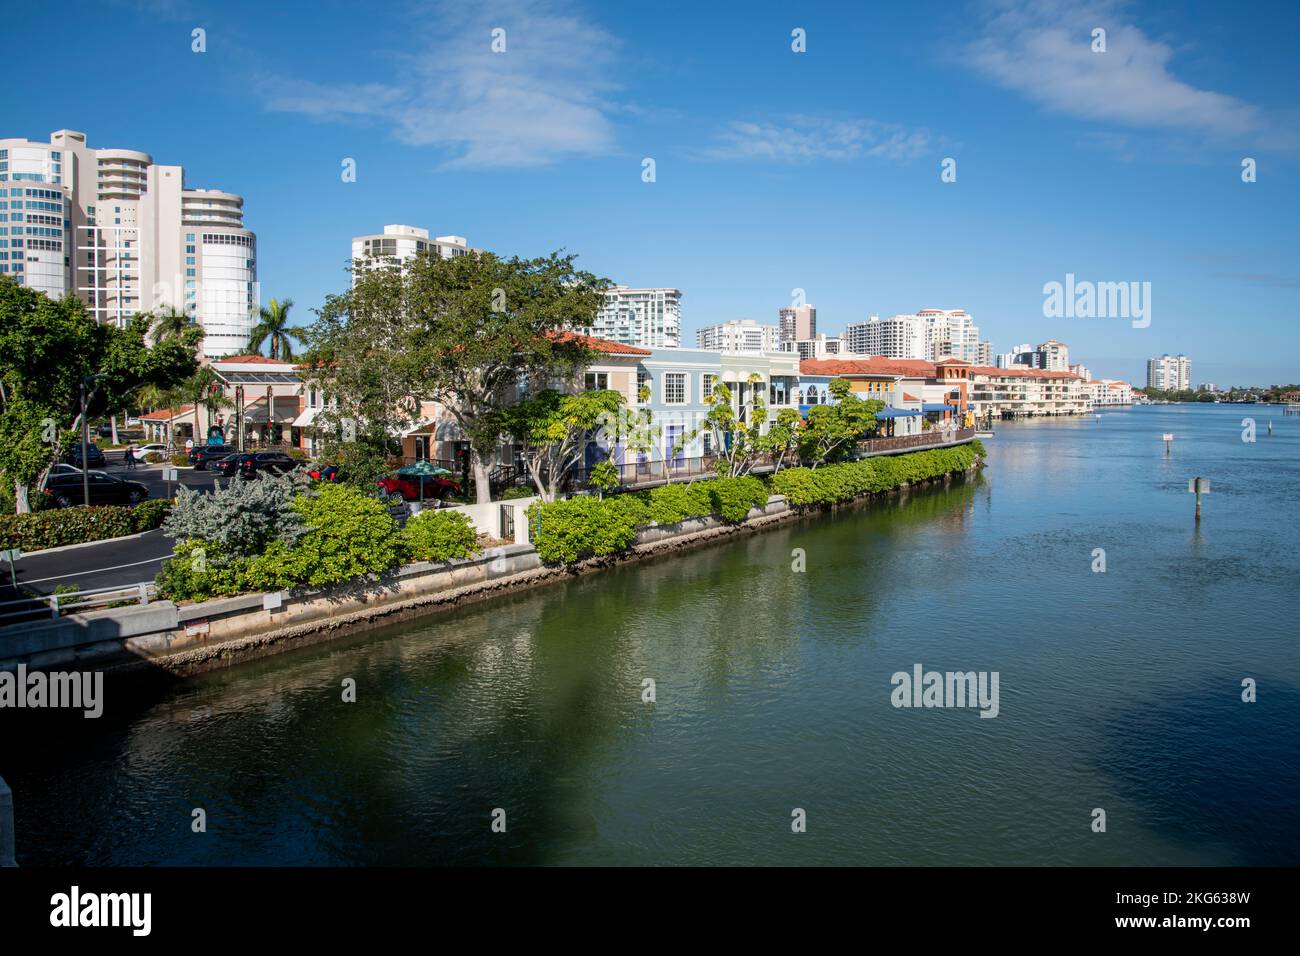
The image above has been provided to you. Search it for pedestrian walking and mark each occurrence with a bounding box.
[124,442,137,470]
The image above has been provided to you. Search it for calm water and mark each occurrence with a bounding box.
[4,404,1298,865]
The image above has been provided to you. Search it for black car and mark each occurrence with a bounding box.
[64,443,107,469]
[216,451,298,479]
[42,471,149,508]
[189,443,233,470]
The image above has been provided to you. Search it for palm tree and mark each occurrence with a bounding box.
[247,298,309,360]
[145,306,201,344]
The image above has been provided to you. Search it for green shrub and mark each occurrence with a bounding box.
[163,471,308,559]
[401,509,480,563]
[528,495,640,565]
[155,540,255,601]
[770,444,980,508]
[131,497,172,533]
[499,485,535,500]
[170,452,190,467]
[0,505,140,552]
[701,476,768,522]
[144,452,165,464]
[249,483,404,590]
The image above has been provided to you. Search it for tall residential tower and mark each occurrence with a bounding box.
[0,128,257,357]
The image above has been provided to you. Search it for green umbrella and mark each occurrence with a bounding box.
[393,460,451,503]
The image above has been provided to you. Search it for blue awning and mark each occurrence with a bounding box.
[876,408,921,419]
[922,403,953,413]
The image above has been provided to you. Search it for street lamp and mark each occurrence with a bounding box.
[80,373,107,509]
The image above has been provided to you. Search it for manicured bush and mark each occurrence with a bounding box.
[251,484,404,590]
[527,495,640,565]
[154,540,254,602]
[170,453,190,467]
[144,452,165,464]
[701,476,768,523]
[770,443,981,508]
[163,471,308,559]
[401,509,480,563]
[131,497,173,533]
[0,499,170,553]
[499,485,535,500]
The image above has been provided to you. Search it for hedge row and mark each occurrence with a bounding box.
[770,442,983,507]
[527,475,772,565]
[527,444,985,566]
[0,497,172,552]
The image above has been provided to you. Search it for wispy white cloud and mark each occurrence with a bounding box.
[967,0,1292,148]
[704,116,937,164]
[258,0,621,169]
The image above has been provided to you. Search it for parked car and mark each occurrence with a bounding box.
[130,443,169,462]
[189,443,233,469]
[64,443,106,469]
[377,473,461,503]
[42,471,149,508]
[216,451,298,479]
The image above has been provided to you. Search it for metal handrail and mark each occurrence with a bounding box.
[0,581,155,625]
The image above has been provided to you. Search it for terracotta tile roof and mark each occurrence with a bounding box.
[141,404,195,421]
[549,331,652,356]
[800,358,936,377]
[968,366,1083,380]
[211,355,288,365]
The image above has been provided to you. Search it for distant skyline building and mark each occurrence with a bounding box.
[1070,362,1091,381]
[350,224,474,282]
[1147,354,1191,391]
[780,333,854,361]
[918,309,981,363]
[778,304,816,343]
[0,127,257,356]
[583,285,682,349]
[1036,339,1070,371]
[696,318,779,353]
[844,314,926,359]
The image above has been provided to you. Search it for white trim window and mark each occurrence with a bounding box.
[664,372,687,404]
[702,373,717,403]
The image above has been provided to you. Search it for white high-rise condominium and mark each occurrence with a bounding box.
[1033,339,1070,371]
[582,286,681,349]
[778,304,816,343]
[350,224,475,281]
[697,318,779,352]
[844,314,926,359]
[1147,354,1191,391]
[918,309,981,362]
[0,128,257,357]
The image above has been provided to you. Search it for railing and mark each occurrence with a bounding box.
[852,428,976,456]
[0,581,156,627]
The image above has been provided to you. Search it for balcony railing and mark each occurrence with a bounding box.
[853,428,975,455]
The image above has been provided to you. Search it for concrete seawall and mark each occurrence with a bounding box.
[0,464,978,678]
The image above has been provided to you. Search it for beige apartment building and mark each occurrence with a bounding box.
[968,366,1090,419]
[0,128,257,357]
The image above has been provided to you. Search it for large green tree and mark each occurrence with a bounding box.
[799,378,882,467]
[306,250,607,503]
[0,277,200,511]
[496,388,625,501]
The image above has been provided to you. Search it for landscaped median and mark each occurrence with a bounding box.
[0,498,171,552]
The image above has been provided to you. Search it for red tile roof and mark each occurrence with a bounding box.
[800,358,936,377]
[549,331,652,356]
[968,366,1083,380]
[141,404,195,421]
[210,355,292,365]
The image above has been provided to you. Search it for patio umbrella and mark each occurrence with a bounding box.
[393,460,451,503]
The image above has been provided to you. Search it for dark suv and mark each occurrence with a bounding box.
[64,443,107,469]
[216,451,298,479]
[189,443,233,470]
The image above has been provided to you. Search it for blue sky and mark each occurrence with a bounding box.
[15,0,1300,385]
